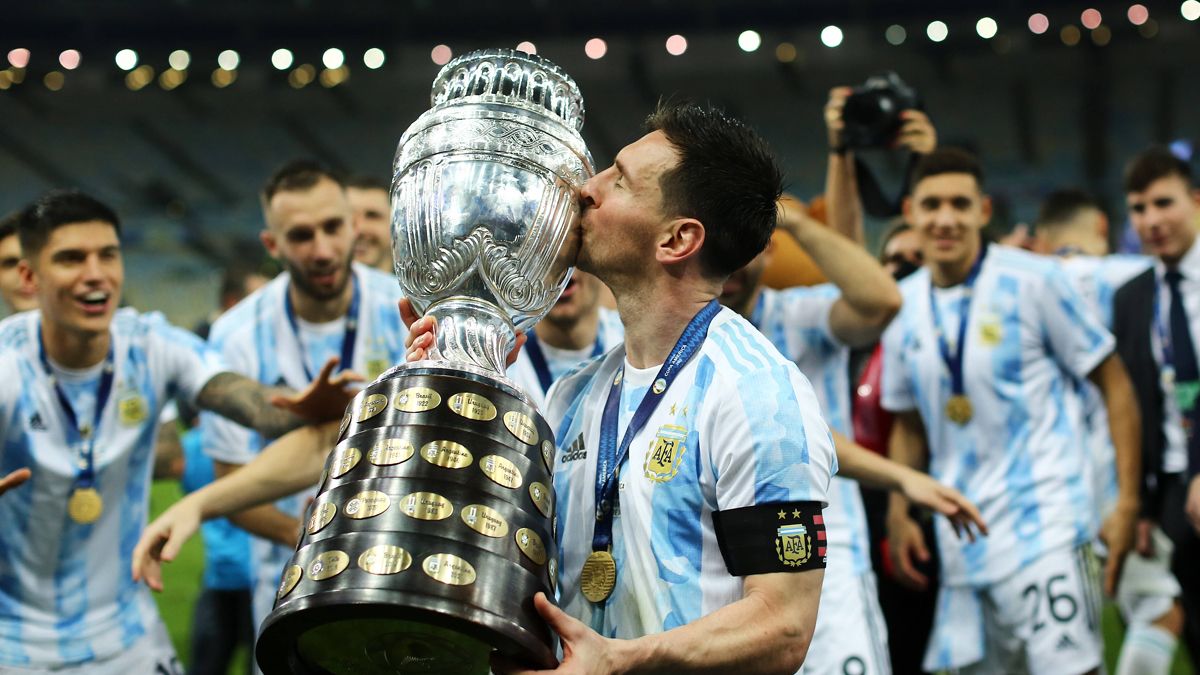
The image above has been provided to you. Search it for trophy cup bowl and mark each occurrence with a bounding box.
[255,49,593,674]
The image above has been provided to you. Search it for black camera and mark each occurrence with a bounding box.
[840,72,921,149]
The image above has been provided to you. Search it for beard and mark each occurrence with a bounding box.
[284,255,353,302]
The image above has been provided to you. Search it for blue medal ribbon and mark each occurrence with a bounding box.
[37,325,114,490]
[284,272,360,381]
[928,243,988,398]
[523,330,605,395]
[591,299,722,552]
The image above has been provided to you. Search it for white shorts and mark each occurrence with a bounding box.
[801,563,891,675]
[5,618,183,674]
[925,546,1103,675]
[1114,526,1182,625]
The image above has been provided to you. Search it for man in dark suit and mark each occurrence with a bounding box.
[1113,147,1200,668]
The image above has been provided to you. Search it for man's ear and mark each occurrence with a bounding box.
[980,195,993,223]
[901,196,915,226]
[17,259,36,295]
[656,218,706,266]
[260,229,280,259]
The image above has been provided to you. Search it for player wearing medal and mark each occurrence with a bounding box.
[1034,189,1184,675]
[881,149,1142,675]
[404,102,836,674]
[0,190,351,674]
[509,271,624,410]
[722,196,988,675]
[201,159,408,636]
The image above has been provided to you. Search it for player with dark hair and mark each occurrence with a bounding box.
[1113,146,1200,670]
[0,189,350,673]
[0,212,38,315]
[203,159,409,642]
[883,149,1142,675]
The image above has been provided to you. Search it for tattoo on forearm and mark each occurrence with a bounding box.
[196,372,304,439]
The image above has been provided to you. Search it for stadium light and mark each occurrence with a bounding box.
[885,25,907,45]
[431,45,452,66]
[1028,13,1050,34]
[1183,0,1200,20]
[738,30,762,52]
[516,41,537,54]
[820,26,844,48]
[585,38,607,59]
[363,48,386,69]
[665,34,688,55]
[272,49,294,70]
[59,50,81,70]
[976,17,998,39]
[7,48,30,69]
[217,50,240,71]
[322,48,344,69]
[927,21,949,42]
[115,49,138,71]
[168,50,191,70]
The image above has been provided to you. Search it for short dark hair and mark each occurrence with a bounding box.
[644,101,783,278]
[910,147,985,192]
[344,174,388,192]
[877,220,913,263]
[0,211,18,242]
[1037,188,1100,229]
[1124,147,1193,194]
[260,159,345,207]
[17,190,121,256]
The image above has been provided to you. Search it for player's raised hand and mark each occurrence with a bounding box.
[270,356,364,420]
[897,469,988,543]
[0,468,31,497]
[400,298,526,367]
[132,498,203,592]
[886,514,931,591]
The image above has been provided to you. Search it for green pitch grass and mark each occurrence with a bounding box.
[148,480,1193,675]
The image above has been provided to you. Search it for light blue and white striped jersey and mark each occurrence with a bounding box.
[1059,254,1152,517]
[750,285,872,577]
[201,263,406,630]
[0,309,223,668]
[508,307,625,411]
[881,246,1113,587]
[545,307,835,638]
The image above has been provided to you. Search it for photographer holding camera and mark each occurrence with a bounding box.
[825,73,942,674]
[825,74,937,245]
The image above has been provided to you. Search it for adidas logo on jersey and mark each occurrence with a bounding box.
[1055,633,1078,652]
[561,432,587,463]
[29,412,47,431]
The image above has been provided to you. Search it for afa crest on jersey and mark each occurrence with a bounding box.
[643,424,687,483]
[775,523,812,567]
[118,393,148,426]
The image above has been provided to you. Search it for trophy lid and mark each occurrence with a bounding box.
[431,49,586,132]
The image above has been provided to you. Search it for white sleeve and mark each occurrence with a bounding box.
[880,317,917,413]
[780,285,840,349]
[1038,265,1115,379]
[710,364,834,510]
[200,327,259,465]
[147,314,226,405]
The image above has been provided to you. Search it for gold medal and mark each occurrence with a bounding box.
[580,550,617,603]
[67,487,103,524]
[946,394,973,425]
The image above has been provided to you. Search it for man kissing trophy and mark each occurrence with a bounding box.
[256,49,594,675]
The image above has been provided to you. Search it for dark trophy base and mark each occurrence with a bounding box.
[256,366,559,674]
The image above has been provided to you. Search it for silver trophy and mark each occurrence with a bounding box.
[393,49,594,377]
[255,50,593,675]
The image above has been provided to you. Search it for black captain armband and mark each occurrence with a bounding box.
[713,502,826,575]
